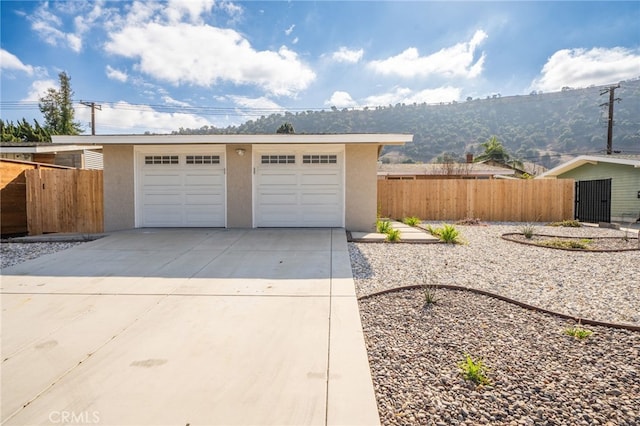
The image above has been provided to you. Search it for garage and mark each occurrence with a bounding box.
[254,145,344,227]
[135,146,226,227]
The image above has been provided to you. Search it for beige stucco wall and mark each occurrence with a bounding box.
[226,144,253,227]
[103,145,135,231]
[345,144,378,232]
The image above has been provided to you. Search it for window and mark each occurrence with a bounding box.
[261,155,295,164]
[145,155,178,165]
[186,155,220,165]
[302,154,337,164]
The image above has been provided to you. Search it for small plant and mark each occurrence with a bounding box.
[548,219,581,227]
[403,216,421,227]
[564,324,593,340]
[424,223,462,244]
[537,238,591,250]
[458,354,491,385]
[376,220,391,233]
[438,223,461,244]
[385,228,401,242]
[520,223,536,239]
[423,284,438,305]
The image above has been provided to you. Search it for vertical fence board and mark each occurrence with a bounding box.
[378,178,574,222]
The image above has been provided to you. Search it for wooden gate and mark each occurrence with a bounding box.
[575,178,611,223]
[25,168,103,235]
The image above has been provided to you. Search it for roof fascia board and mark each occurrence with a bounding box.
[538,155,640,178]
[0,144,103,153]
[52,134,412,146]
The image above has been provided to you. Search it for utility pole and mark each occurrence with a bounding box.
[599,85,621,155]
[80,101,102,135]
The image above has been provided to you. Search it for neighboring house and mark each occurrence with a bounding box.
[52,134,412,232]
[0,143,103,169]
[378,162,516,180]
[538,155,640,223]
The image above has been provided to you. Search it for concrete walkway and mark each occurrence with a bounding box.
[351,220,440,243]
[1,228,379,426]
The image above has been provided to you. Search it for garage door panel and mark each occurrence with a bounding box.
[144,193,183,205]
[300,172,340,186]
[139,151,225,227]
[300,191,340,205]
[144,208,184,226]
[185,172,224,186]
[184,192,224,205]
[255,149,343,228]
[258,172,298,186]
[143,173,183,186]
[258,191,298,205]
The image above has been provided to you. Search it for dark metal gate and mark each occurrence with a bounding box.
[575,178,611,223]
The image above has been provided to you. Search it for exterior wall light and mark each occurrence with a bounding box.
[236,148,246,156]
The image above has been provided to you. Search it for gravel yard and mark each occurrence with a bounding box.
[350,223,640,325]
[0,241,84,269]
[351,223,640,426]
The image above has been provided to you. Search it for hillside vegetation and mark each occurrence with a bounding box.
[173,79,640,168]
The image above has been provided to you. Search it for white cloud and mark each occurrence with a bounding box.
[22,79,57,102]
[363,86,461,107]
[285,24,295,36]
[75,101,211,134]
[1,49,34,75]
[29,1,105,53]
[166,0,214,23]
[531,47,640,92]
[162,95,191,107]
[331,47,364,64]
[105,22,316,97]
[325,91,359,108]
[105,65,128,82]
[228,96,284,111]
[368,30,487,79]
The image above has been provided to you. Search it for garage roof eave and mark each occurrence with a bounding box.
[51,134,413,146]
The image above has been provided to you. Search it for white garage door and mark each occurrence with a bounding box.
[255,147,344,227]
[137,151,226,227]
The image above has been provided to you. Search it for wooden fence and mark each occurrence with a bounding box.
[25,168,104,235]
[378,179,575,222]
[1,160,72,236]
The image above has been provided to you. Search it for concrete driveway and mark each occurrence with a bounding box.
[1,228,379,426]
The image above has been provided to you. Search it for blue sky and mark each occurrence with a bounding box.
[1,0,639,134]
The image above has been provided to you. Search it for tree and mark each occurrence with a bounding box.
[1,119,51,142]
[276,122,295,134]
[39,71,82,135]
[474,136,511,164]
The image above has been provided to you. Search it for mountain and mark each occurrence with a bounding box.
[173,79,640,169]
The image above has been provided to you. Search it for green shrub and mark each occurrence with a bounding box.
[458,354,491,385]
[423,284,438,305]
[424,223,462,244]
[564,325,593,339]
[385,228,401,242]
[376,220,391,234]
[520,223,536,239]
[403,216,421,227]
[439,224,461,243]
